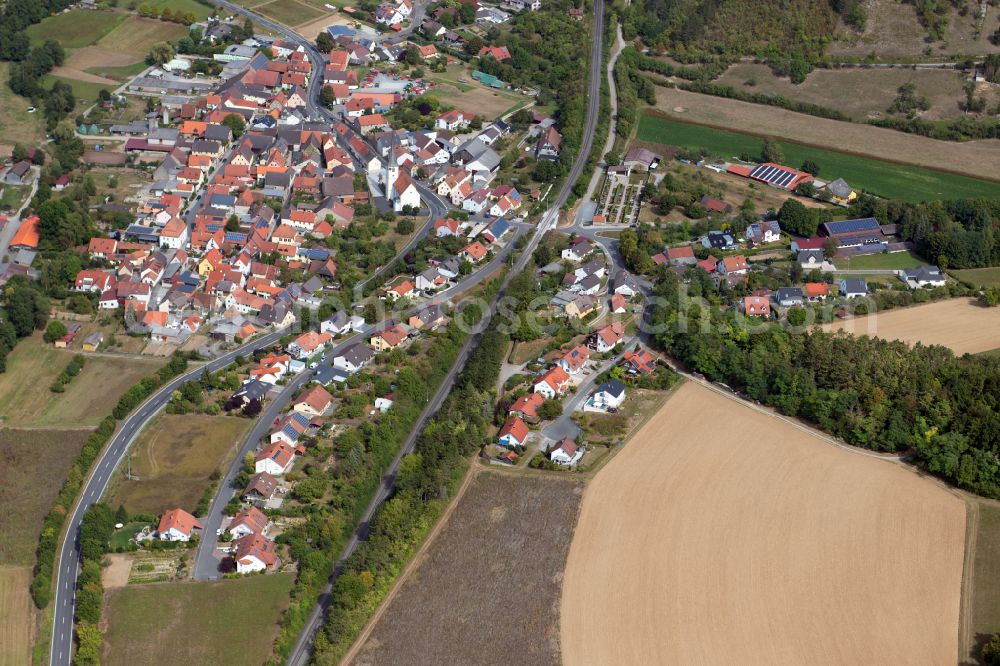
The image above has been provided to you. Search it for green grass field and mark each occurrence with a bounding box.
[838,251,926,271]
[26,10,127,49]
[108,414,252,515]
[952,267,1000,287]
[84,61,149,80]
[258,0,325,26]
[636,113,1000,203]
[40,74,112,105]
[143,0,214,20]
[103,574,294,666]
[0,333,162,428]
[0,62,45,150]
[970,503,1000,661]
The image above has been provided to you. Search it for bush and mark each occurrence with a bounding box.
[43,319,67,343]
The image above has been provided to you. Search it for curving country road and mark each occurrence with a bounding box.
[47,326,290,666]
[48,0,608,662]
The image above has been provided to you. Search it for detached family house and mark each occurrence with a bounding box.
[157,508,204,542]
[534,366,570,399]
[498,416,529,448]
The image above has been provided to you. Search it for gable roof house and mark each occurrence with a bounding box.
[742,296,771,317]
[534,365,570,399]
[774,287,804,307]
[242,471,279,502]
[498,415,529,447]
[228,506,269,539]
[333,343,375,373]
[585,379,626,412]
[901,265,947,289]
[589,321,625,353]
[838,277,868,298]
[232,532,277,574]
[549,437,584,465]
[509,392,544,423]
[157,508,204,541]
[255,440,300,475]
[293,385,333,417]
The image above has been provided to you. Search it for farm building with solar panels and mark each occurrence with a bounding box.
[726,162,813,191]
[818,217,886,248]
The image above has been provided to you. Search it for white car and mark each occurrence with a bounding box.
[26,107,35,113]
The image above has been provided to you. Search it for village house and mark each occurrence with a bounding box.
[549,437,584,465]
[534,365,571,399]
[228,506,269,539]
[156,508,203,542]
[255,440,300,475]
[589,321,624,353]
[233,532,277,574]
[293,385,333,417]
[498,415,529,447]
[585,379,626,413]
[509,392,544,423]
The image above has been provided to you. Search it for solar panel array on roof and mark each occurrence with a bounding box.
[749,164,798,189]
[821,217,880,235]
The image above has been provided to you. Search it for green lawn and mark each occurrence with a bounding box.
[103,574,294,666]
[25,10,127,49]
[952,267,1000,288]
[635,113,1000,203]
[84,61,149,82]
[0,62,45,149]
[257,0,325,26]
[40,74,113,105]
[838,251,926,271]
[143,0,214,20]
[969,503,1000,662]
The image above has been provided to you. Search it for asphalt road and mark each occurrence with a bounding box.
[191,223,526,581]
[46,0,605,661]
[48,327,289,666]
[281,0,608,660]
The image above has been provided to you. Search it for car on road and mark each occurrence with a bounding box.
[309,361,319,369]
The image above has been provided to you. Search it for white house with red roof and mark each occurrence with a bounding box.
[534,366,570,399]
[157,508,204,542]
[549,437,584,465]
[255,441,299,475]
[589,321,624,353]
[233,532,277,574]
[228,506,269,539]
[498,416,529,447]
[556,345,591,375]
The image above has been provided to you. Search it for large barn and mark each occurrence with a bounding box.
[818,217,885,248]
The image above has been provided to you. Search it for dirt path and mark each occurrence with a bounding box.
[339,462,481,665]
[561,381,966,665]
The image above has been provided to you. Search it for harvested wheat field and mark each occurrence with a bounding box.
[561,381,966,666]
[822,298,1000,355]
[348,472,584,666]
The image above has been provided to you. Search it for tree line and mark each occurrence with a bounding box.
[648,268,1000,498]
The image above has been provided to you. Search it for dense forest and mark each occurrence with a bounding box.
[648,268,1000,498]
[621,0,855,63]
